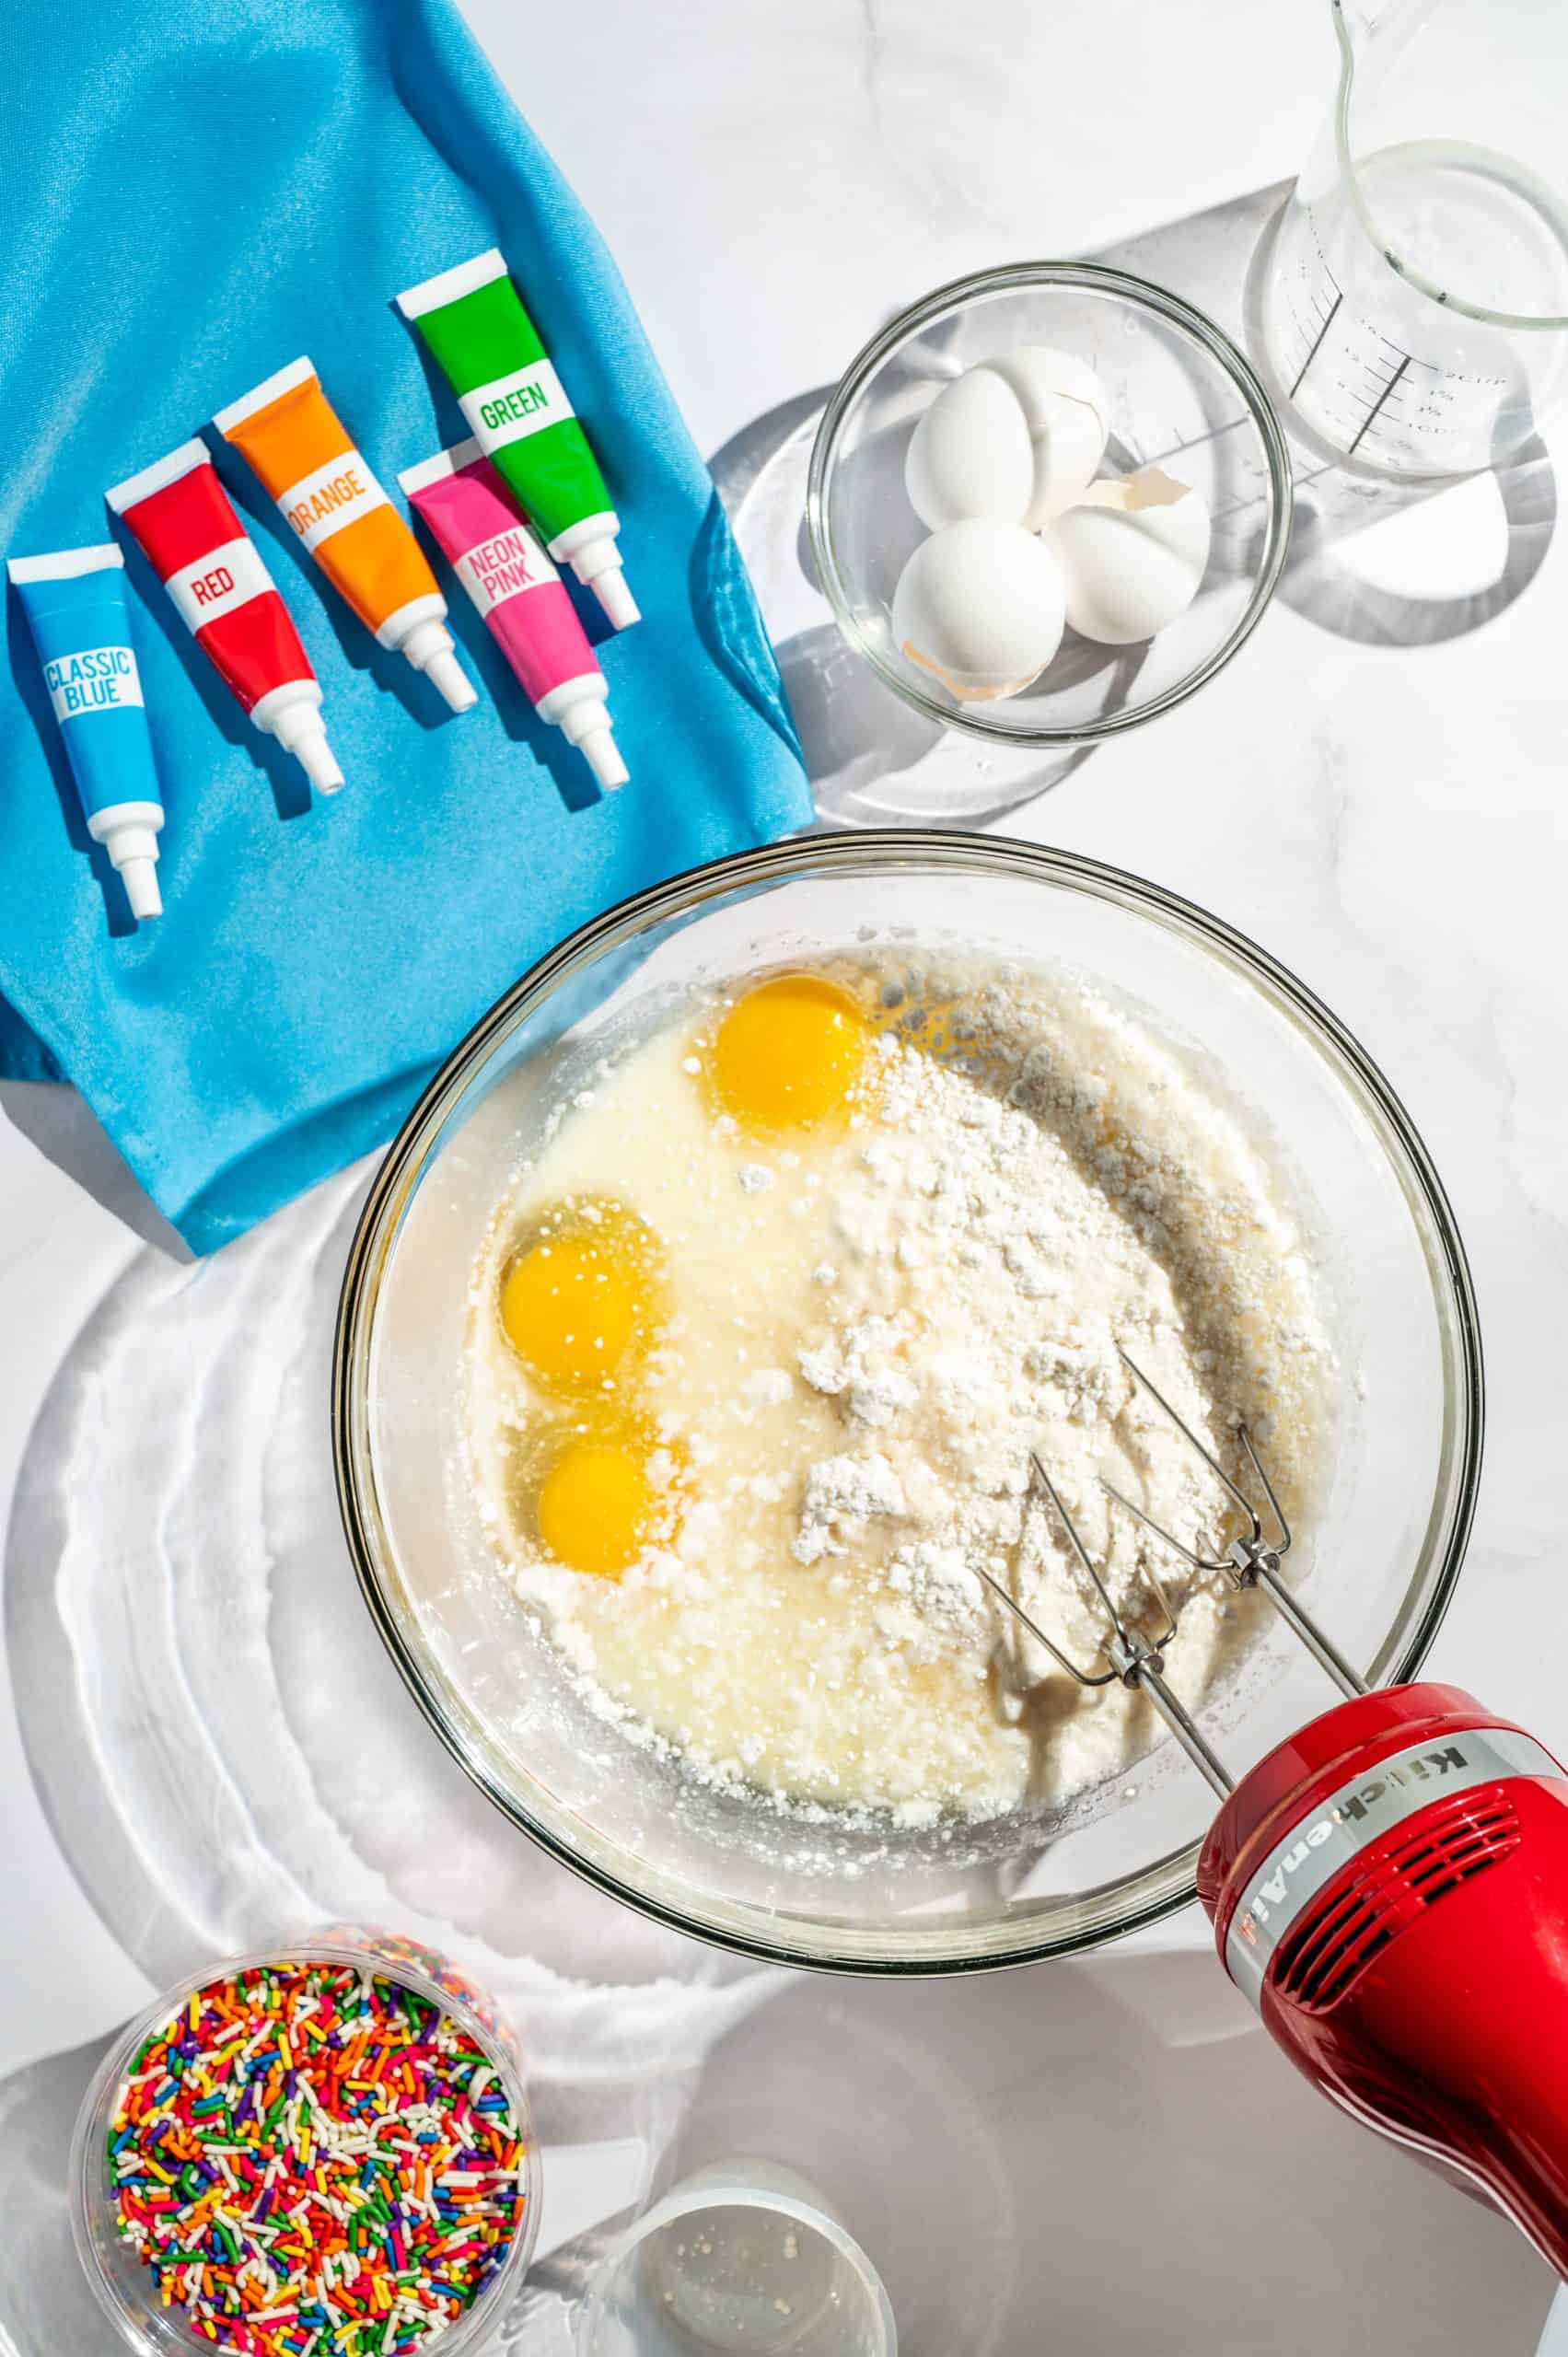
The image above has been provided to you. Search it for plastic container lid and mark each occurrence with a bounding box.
[577,2161,896,2357]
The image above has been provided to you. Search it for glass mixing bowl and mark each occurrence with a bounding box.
[807,263,1292,746]
[333,835,1481,1974]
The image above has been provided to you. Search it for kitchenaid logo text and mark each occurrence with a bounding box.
[1225,1725,1561,2007]
[1238,1745,1470,1943]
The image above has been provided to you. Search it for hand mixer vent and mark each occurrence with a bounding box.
[1271,1788,1521,2014]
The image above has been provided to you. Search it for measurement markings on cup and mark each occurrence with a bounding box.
[1347,350,1413,453]
[1290,280,1345,400]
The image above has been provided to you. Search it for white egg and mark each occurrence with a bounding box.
[904,367,1035,529]
[890,518,1066,701]
[904,346,1111,534]
[1044,468,1212,645]
[986,344,1111,527]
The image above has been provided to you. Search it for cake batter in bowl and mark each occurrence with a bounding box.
[333,835,1481,1973]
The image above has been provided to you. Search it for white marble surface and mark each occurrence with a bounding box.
[3,1,1566,2348]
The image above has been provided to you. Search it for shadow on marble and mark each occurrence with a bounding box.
[6,1945,1550,2357]
[1279,439,1558,647]
[651,1950,1553,2357]
[0,2033,122,2355]
[0,1080,192,1259]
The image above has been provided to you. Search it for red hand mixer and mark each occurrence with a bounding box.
[978,1352,1568,2278]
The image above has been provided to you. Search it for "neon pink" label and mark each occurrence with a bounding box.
[453,524,561,613]
[402,450,598,711]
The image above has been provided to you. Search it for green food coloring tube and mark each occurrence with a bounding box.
[396,250,638,631]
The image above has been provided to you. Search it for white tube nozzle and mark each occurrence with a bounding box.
[401,614,478,714]
[588,564,640,631]
[119,854,163,920]
[89,810,164,921]
[106,825,163,920]
[424,645,478,713]
[580,726,628,791]
[563,531,640,631]
[295,730,345,795]
[554,691,629,791]
[254,682,344,795]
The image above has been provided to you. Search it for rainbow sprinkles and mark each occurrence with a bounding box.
[105,1957,528,2353]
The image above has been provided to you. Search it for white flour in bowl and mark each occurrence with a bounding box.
[465,955,1334,1824]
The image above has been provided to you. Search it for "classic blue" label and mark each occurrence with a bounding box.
[45,644,145,723]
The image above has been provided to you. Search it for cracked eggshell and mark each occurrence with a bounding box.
[904,366,1035,529]
[987,344,1110,527]
[1044,468,1212,645]
[890,518,1066,702]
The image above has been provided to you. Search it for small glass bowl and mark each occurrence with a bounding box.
[70,1927,540,2356]
[807,262,1293,745]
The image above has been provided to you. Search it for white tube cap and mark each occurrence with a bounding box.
[120,856,163,921]
[424,645,477,713]
[568,534,640,631]
[556,693,628,791]
[258,684,344,795]
[591,567,640,632]
[293,728,345,795]
[102,820,163,920]
[401,615,478,714]
[579,726,628,791]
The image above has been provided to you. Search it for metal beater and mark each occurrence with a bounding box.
[970,1345,1367,1797]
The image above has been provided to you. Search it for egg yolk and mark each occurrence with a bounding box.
[498,1205,660,1394]
[707,974,868,1137]
[536,1439,656,1578]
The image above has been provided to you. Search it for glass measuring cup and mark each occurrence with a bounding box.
[1258,0,1568,476]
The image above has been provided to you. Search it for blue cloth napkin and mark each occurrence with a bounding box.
[0,0,807,1251]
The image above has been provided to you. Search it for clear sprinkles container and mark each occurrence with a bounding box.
[69,1927,540,2356]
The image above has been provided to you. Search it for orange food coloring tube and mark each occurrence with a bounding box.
[214,357,475,713]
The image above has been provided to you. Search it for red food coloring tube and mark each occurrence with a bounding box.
[106,438,343,795]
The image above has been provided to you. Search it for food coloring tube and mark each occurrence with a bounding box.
[7,544,166,919]
[400,442,627,790]
[106,439,343,795]
[396,250,639,633]
[214,358,474,714]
